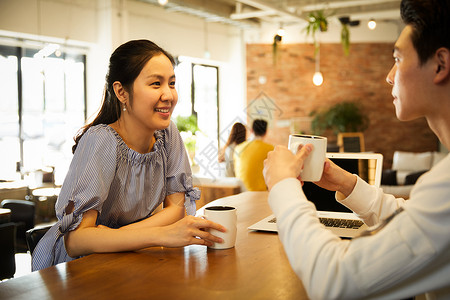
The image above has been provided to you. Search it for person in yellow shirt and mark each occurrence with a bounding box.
[234,119,274,191]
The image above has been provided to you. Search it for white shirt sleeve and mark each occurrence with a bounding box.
[337,176,407,226]
[268,160,450,300]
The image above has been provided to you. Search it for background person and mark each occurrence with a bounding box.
[263,0,450,298]
[234,119,274,191]
[32,40,225,271]
[218,122,247,177]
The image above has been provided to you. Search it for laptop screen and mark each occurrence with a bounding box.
[303,153,383,213]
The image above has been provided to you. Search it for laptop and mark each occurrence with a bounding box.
[248,152,383,238]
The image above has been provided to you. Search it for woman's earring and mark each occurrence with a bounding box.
[123,105,127,112]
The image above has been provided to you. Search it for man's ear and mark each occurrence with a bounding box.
[112,81,128,103]
[434,47,450,84]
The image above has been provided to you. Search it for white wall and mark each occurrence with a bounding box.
[0,0,246,126]
[123,0,247,131]
[0,0,402,132]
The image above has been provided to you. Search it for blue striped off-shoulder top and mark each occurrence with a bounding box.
[31,121,199,271]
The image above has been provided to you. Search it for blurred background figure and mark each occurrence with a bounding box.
[218,122,247,177]
[234,119,274,191]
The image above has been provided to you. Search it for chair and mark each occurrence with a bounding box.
[337,132,365,152]
[0,222,16,280]
[26,225,52,255]
[0,199,36,253]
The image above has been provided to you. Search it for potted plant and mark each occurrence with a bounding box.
[304,10,330,54]
[175,115,200,165]
[310,101,369,136]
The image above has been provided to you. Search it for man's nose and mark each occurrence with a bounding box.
[386,65,396,85]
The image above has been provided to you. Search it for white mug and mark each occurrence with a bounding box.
[288,134,327,182]
[204,206,237,250]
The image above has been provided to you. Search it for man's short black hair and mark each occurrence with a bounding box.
[400,0,450,65]
[252,119,268,137]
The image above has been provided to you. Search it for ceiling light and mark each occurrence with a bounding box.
[158,0,168,5]
[312,44,323,86]
[368,19,376,30]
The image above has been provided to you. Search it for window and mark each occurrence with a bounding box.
[174,59,220,177]
[192,63,219,151]
[0,43,86,185]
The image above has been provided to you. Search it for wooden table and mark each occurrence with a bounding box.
[0,192,308,300]
[193,176,242,209]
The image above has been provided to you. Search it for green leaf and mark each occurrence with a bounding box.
[310,101,369,135]
[341,24,350,56]
[175,115,199,134]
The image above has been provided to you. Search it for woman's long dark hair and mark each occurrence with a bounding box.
[72,40,175,153]
[225,122,247,147]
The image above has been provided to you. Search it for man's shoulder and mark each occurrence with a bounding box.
[257,140,274,151]
[263,141,274,149]
[235,140,250,151]
[236,140,273,153]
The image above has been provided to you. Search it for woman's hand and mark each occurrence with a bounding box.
[314,159,357,198]
[66,214,226,257]
[218,147,225,162]
[160,215,226,248]
[263,144,313,191]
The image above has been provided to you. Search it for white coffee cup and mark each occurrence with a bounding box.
[288,134,327,182]
[204,206,237,250]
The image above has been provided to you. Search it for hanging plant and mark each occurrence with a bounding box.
[304,10,330,55]
[341,23,350,56]
[338,16,352,56]
[272,34,282,65]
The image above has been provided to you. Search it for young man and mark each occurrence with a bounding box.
[234,119,274,191]
[263,0,450,299]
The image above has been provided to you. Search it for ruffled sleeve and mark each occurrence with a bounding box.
[32,125,118,270]
[163,121,200,215]
[57,126,117,232]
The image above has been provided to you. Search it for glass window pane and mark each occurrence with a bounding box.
[192,64,219,177]
[0,137,21,180]
[0,43,86,184]
[65,60,85,111]
[0,49,20,180]
[193,64,218,142]
[20,49,86,184]
[44,57,65,112]
[0,53,19,137]
[22,56,45,113]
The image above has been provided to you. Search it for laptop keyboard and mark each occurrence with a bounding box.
[268,217,363,229]
[319,217,364,229]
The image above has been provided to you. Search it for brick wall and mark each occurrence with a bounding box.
[246,42,439,168]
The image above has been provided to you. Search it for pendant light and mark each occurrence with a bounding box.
[313,44,323,86]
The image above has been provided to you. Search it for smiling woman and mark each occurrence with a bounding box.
[109,54,178,153]
[31,40,226,271]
